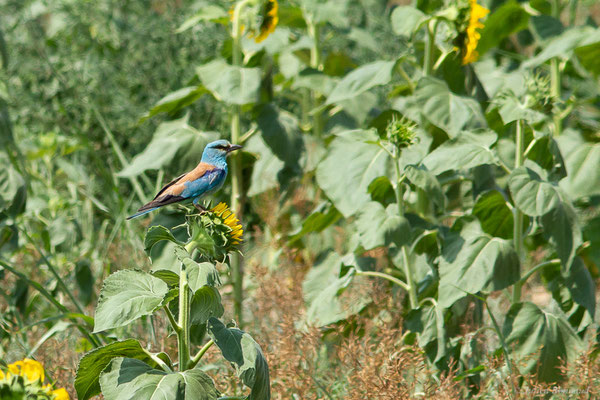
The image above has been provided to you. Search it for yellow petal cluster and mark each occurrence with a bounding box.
[254,0,278,43]
[462,0,489,65]
[0,358,70,399]
[211,202,244,244]
[5,359,45,383]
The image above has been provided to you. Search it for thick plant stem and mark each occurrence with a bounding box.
[307,17,323,137]
[512,120,525,304]
[178,259,190,371]
[423,20,438,76]
[551,0,562,136]
[394,156,418,309]
[230,0,249,327]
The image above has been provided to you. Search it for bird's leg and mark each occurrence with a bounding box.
[192,198,207,214]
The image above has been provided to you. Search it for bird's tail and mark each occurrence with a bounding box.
[126,207,158,220]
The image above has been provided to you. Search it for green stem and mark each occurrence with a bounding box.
[518,259,561,285]
[550,58,561,136]
[512,120,525,304]
[423,20,438,76]
[188,339,215,369]
[307,17,323,137]
[164,306,181,333]
[551,0,562,137]
[485,301,517,399]
[393,154,418,309]
[230,0,251,327]
[178,259,191,371]
[142,348,173,373]
[355,270,410,292]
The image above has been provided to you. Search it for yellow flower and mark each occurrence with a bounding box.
[462,0,489,65]
[51,387,70,400]
[7,358,45,383]
[211,202,243,244]
[254,0,278,43]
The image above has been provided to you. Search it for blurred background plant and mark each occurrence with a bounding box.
[1,0,600,398]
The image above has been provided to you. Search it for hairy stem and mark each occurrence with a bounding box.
[423,20,438,76]
[178,259,190,371]
[394,154,418,309]
[230,0,251,327]
[512,120,525,304]
[307,17,323,137]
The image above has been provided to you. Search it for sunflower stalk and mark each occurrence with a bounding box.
[512,120,525,303]
[230,0,252,327]
[307,16,323,137]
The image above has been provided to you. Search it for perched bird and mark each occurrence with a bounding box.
[127,140,242,220]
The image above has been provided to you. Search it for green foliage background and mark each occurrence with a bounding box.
[1,0,600,398]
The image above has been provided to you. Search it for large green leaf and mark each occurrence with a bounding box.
[94,270,172,332]
[246,134,285,197]
[541,199,581,267]
[503,302,583,382]
[196,59,261,105]
[508,166,561,217]
[477,0,529,56]
[0,156,26,218]
[472,190,513,239]
[438,234,520,307]
[412,77,485,137]
[495,95,546,125]
[139,86,206,123]
[390,6,428,37]
[100,357,219,400]
[176,4,229,32]
[144,226,184,253]
[355,202,410,250]
[404,165,445,209]
[207,318,270,400]
[557,134,600,199]
[288,202,342,245]
[523,27,600,67]
[575,42,600,76]
[75,339,171,400]
[302,252,372,326]
[326,60,396,105]
[190,286,224,325]
[316,130,393,218]
[256,104,303,167]
[421,131,497,174]
[119,116,218,178]
[404,303,447,362]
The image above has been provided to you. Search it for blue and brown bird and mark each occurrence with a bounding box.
[127,140,242,220]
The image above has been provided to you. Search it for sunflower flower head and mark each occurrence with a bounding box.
[385,115,417,149]
[0,359,70,399]
[211,202,244,245]
[233,0,278,43]
[186,202,243,259]
[461,0,489,64]
[254,0,278,43]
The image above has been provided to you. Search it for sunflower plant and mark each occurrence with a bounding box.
[0,359,69,400]
[74,204,270,400]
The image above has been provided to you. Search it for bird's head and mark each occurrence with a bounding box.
[201,140,243,163]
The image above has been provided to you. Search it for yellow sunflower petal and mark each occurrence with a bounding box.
[462,0,489,65]
[255,0,278,43]
[51,387,70,400]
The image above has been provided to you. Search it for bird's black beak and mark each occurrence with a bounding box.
[226,144,243,153]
